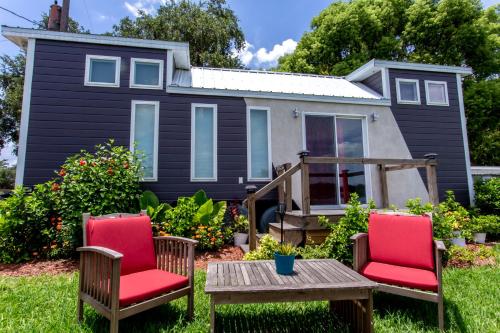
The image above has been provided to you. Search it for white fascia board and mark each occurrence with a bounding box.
[347,58,473,81]
[167,86,391,106]
[1,26,191,69]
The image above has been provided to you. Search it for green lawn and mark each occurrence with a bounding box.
[0,265,499,333]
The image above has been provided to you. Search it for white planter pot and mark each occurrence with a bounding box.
[234,232,248,246]
[451,237,466,247]
[473,232,487,244]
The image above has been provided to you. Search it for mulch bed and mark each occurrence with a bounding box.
[0,245,244,277]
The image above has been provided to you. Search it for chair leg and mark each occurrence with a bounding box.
[187,288,194,321]
[110,316,119,333]
[77,297,84,323]
[438,297,444,331]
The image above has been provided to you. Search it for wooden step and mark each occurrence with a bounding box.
[285,210,344,229]
[269,222,303,246]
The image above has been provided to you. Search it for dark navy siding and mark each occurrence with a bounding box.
[361,71,383,95]
[26,39,255,202]
[388,69,470,204]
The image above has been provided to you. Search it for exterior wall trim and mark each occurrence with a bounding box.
[130,100,160,182]
[456,74,474,205]
[167,86,390,106]
[395,78,421,105]
[424,80,449,106]
[129,57,164,90]
[246,106,272,182]
[15,38,35,186]
[84,54,121,88]
[190,103,218,182]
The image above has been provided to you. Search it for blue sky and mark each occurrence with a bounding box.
[0,0,497,163]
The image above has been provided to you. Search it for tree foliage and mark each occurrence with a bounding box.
[111,0,245,68]
[279,0,499,78]
[0,17,88,152]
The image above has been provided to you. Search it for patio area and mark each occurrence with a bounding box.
[0,248,498,333]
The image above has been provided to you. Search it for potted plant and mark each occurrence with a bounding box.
[274,243,297,275]
[471,215,499,244]
[233,215,249,246]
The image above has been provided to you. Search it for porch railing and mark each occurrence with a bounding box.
[244,151,438,251]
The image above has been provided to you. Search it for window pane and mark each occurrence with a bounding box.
[134,62,160,86]
[428,83,446,103]
[194,107,215,178]
[336,118,366,204]
[90,59,116,83]
[134,104,156,178]
[250,109,269,178]
[399,81,417,101]
[306,115,337,206]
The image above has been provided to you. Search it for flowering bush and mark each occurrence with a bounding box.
[243,234,279,260]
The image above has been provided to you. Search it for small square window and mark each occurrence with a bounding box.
[85,55,120,87]
[130,58,164,89]
[396,78,420,104]
[425,81,449,106]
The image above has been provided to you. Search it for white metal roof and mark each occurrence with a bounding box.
[172,67,383,100]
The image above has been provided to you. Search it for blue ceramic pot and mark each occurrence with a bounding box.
[274,252,295,275]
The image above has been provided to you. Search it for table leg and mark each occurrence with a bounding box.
[210,298,216,333]
[363,292,373,333]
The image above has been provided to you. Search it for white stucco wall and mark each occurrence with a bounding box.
[244,98,430,208]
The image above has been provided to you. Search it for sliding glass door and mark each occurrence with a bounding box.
[305,114,367,207]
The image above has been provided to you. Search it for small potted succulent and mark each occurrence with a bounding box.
[233,215,249,246]
[471,215,499,244]
[274,243,297,275]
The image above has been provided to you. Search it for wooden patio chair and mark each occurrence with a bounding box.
[77,212,198,333]
[351,212,446,330]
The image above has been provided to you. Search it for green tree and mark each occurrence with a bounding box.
[463,79,499,165]
[111,0,245,68]
[0,17,88,152]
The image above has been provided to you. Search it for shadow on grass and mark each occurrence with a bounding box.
[374,292,464,332]
[215,305,350,333]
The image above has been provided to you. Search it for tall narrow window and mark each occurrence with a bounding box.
[191,104,217,181]
[130,101,159,181]
[85,55,120,87]
[247,107,271,180]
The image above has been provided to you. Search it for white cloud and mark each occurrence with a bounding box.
[233,39,297,69]
[124,0,165,17]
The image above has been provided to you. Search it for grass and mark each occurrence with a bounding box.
[0,265,499,332]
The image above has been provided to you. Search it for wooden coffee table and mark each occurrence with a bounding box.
[205,259,377,333]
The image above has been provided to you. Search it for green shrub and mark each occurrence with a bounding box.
[474,177,500,215]
[243,234,279,260]
[447,245,495,268]
[470,215,500,234]
[153,190,230,250]
[0,160,15,189]
[298,242,330,259]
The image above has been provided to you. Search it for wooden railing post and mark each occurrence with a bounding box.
[246,185,258,251]
[284,162,292,212]
[424,153,439,206]
[378,164,389,208]
[277,165,285,203]
[298,150,310,215]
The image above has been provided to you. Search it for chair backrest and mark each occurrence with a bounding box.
[368,212,435,271]
[83,212,157,275]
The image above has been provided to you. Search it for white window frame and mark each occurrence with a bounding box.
[129,58,164,90]
[84,55,121,87]
[395,78,420,104]
[191,103,218,182]
[425,80,449,106]
[247,106,272,181]
[130,100,159,182]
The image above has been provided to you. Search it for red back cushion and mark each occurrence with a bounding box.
[86,215,157,275]
[368,213,434,270]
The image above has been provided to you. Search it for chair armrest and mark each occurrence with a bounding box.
[154,237,198,280]
[77,246,122,310]
[351,233,368,241]
[434,240,446,252]
[77,246,123,259]
[351,233,369,272]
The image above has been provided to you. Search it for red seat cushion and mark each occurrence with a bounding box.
[361,261,438,292]
[119,269,189,307]
[86,215,157,275]
[368,213,435,270]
